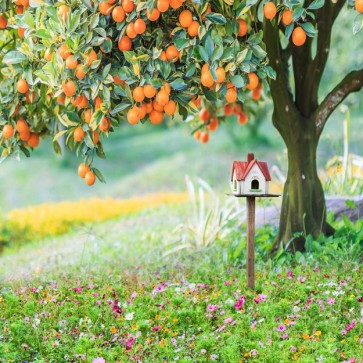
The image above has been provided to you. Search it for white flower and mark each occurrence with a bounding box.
[125,312,134,321]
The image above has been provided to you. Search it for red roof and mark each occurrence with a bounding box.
[231,158,271,181]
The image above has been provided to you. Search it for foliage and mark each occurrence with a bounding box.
[0,192,187,251]
[2,0,359,182]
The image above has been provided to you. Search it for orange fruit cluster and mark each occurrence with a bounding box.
[2,117,40,148]
[78,163,96,186]
[127,82,176,125]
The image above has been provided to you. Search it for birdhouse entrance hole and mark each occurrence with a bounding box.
[251,179,259,190]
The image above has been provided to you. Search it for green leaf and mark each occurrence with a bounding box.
[20,145,30,157]
[353,13,363,35]
[169,78,187,90]
[308,0,325,10]
[264,66,276,80]
[211,46,223,61]
[93,167,106,183]
[24,12,34,28]
[175,38,189,50]
[300,22,316,37]
[285,23,294,40]
[251,45,266,59]
[186,63,196,77]
[35,29,52,40]
[3,51,27,64]
[292,7,305,21]
[247,31,263,45]
[102,64,111,79]
[205,36,214,57]
[198,46,209,62]
[53,130,67,142]
[52,141,62,156]
[230,75,245,88]
[205,13,227,25]
[110,102,132,115]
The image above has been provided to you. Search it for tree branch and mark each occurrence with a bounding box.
[263,19,300,143]
[314,69,363,137]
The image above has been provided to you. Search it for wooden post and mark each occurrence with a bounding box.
[246,196,255,289]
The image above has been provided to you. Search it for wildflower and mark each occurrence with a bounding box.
[234,295,246,311]
[290,346,297,352]
[281,333,289,339]
[125,312,134,321]
[126,337,134,351]
[92,358,106,363]
[151,325,161,332]
[207,304,217,312]
[131,291,137,299]
[201,349,207,354]
[327,297,335,305]
[302,333,310,340]
[287,270,294,279]
[341,329,347,335]
[171,338,177,345]
[224,317,233,324]
[216,325,226,332]
[277,324,286,332]
[112,299,122,314]
[110,326,117,334]
[345,319,356,331]
[251,349,258,357]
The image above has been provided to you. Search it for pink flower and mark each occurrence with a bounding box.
[131,291,137,299]
[281,333,289,339]
[126,337,134,351]
[251,349,258,357]
[341,329,347,335]
[287,270,294,279]
[171,338,177,345]
[74,287,83,293]
[327,298,335,305]
[224,317,233,324]
[92,358,105,363]
[207,304,217,312]
[290,346,297,352]
[151,325,161,331]
[112,299,122,314]
[345,319,356,331]
[234,295,246,310]
[277,324,286,332]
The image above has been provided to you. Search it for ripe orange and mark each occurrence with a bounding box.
[133,86,145,102]
[162,82,171,94]
[113,75,125,85]
[282,9,293,26]
[153,99,164,112]
[159,51,167,61]
[356,0,363,13]
[65,55,78,69]
[134,103,147,119]
[263,2,277,20]
[155,90,169,106]
[207,117,218,131]
[59,44,71,59]
[78,163,90,178]
[252,88,261,101]
[85,171,96,186]
[93,130,100,144]
[19,132,31,141]
[246,72,259,90]
[75,64,87,79]
[202,5,211,21]
[238,19,248,36]
[164,100,176,115]
[238,112,248,125]
[17,27,25,38]
[16,5,24,14]
[19,0,29,6]
[122,0,135,13]
[145,102,153,113]
[95,96,103,110]
[62,80,76,97]
[126,23,137,39]
[74,127,85,142]
[25,91,35,103]
[194,130,201,140]
[127,107,140,124]
[85,49,97,67]
[13,104,20,115]
[191,95,201,107]
[144,84,157,98]
[199,108,210,122]
[58,4,69,21]
[292,27,307,46]
[216,67,226,83]
[226,87,237,103]
[134,18,146,34]
[57,94,65,104]
[157,0,169,12]
[179,9,192,28]
[149,110,164,124]
[170,0,183,9]
[147,8,160,21]
[99,1,113,15]
[84,109,93,124]
[28,133,40,148]
[44,49,53,61]
[99,117,111,132]
[201,72,214,88]
[3,125,14,139]
[188,21,200,37]
[0,15,7,29]
[166,45,179,62]
[199,131,209,143]
[118,36,132,51]
[17,79,29,94]
[16,118,30,133]
[112,6,126,22]
[77,94,88,109]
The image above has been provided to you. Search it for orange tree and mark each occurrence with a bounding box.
[0,0,362,250]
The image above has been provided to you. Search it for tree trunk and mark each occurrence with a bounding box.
[273,117,334,251]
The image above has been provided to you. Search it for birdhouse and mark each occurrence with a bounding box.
[230,153,271,195]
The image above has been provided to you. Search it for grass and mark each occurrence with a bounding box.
[0,202,362,362]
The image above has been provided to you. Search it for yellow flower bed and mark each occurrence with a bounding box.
[5,193,187,240]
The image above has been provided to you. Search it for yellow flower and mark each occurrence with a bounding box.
[284,319,290,325]
[132,323,138,330]
[155,314,161,320]
[315,330,322,336]
[160,339,165,347]
[302,333,310,340]
[172,318,178,323]
[110,326,117,334]
[0,297,3,303]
